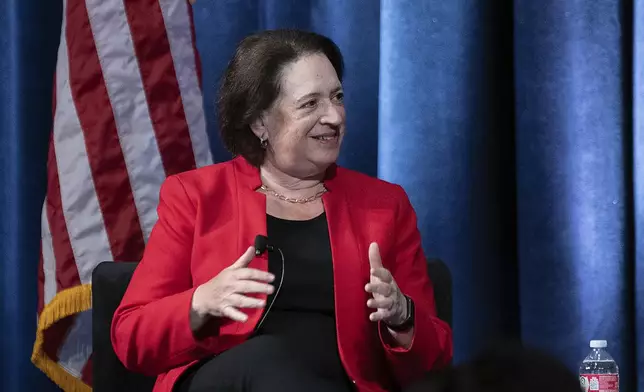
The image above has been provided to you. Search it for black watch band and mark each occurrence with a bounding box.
[385,295,415,332]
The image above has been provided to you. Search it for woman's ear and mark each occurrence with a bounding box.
[250,116,266,139]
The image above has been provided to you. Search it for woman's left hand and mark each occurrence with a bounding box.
[364,242,408,326]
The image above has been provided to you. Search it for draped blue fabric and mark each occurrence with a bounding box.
[1,0,641,391]
[0,0,62,390]
[379,0,520,360]
[514,3,637,391]
[634,1,644,389]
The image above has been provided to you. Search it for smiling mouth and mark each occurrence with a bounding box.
[311,131,339,141]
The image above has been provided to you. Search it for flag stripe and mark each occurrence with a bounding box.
[37,250,45,315]
[41,206,58,305]
[41,66,59,312]
[48,51,83,290]
[123,0,198,175]
[85,0,168,241]
[66,0,144,264]
[46,141,82,289]
[186,1,203,88]
[43,316,78,362]
[81,354,93,386]
[55,0,112,286]
[57,310,93,378]
[158,0,213,169]
[49,15,84,290]
[46,143,83,289]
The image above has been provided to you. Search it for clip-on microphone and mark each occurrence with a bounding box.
[253,235,284,331]
[254,235,274,256]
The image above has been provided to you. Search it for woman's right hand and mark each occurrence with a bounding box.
[190,246,275,330]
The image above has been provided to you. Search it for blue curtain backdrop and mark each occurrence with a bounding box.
[0,0,63,390]
[1,0,642,391]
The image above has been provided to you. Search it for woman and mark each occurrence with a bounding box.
[111,29,452,392]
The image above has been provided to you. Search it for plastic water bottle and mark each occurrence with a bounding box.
[579,340,619,392]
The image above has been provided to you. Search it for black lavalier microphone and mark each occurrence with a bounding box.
[254,235,274,256]
[253,234,284,331]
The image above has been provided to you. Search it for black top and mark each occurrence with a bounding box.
[254,213,349,383]
[261,213,335,317]
[175,213,354,391]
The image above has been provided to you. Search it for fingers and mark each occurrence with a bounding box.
[227,293,266,309]
[368,242,383,269]
[364,259,401,324]
[230,246,256,269]
[369,308,394,322]
[370,267,392,283]
[232,268,275,283]
[218,293,267,323]
[365,282,393,296]
[233,280,275,295]
[220,305,249,322]
[367,297,394,310]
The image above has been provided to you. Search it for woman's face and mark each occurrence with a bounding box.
[252,53,346,178]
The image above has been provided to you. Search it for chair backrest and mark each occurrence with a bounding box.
[427,258,453,328]
[92,262,156,392]
[91,258,452,391]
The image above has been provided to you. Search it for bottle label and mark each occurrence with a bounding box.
[580,374,619,392]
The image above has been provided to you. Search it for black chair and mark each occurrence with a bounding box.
[92,258,452,392]
[92,262,156,392]
[426,258,452,328]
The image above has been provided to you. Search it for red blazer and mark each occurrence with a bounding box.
[111,156,452,392]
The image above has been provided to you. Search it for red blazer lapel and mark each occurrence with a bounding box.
[232,158,269,336]
[322,175,373,380]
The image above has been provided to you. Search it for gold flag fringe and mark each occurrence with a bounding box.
[31,284,93,392]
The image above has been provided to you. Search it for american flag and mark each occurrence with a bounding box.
[31,0,211,390]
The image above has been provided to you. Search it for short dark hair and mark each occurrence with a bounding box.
[217,29,345,167]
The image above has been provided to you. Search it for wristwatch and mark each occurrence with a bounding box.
[385,294,415,332]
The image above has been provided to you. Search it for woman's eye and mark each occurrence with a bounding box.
[302,100,317,109]
[335,92,344,102]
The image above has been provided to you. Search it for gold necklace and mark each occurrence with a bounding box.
[259,184,327,204]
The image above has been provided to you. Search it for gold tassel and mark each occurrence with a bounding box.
[31,284,93,392]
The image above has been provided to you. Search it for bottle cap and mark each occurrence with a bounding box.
[590,340,607,348]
